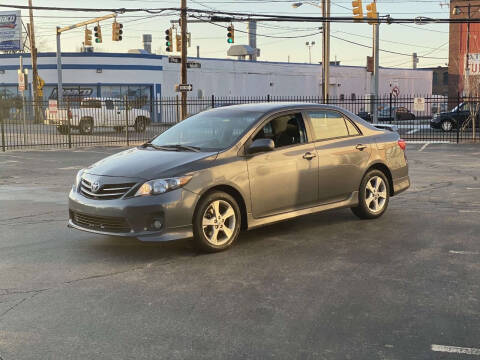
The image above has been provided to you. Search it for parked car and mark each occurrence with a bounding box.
[45,98,151,135]
[68,103,410,252]
[378,107,416,121]
[430,102,480,132]
[357,111,372,122]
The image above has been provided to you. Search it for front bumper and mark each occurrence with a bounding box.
[430,118,442,129]
[68,187,199,242]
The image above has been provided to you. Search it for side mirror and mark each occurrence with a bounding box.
[247,138,275,154]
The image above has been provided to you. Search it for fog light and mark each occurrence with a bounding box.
[152,219,163,230]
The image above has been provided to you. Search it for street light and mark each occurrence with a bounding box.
[306,41,316,64]
[292,0,330,103]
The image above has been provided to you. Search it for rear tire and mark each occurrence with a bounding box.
[192,191,241,253]
[351,169,390,220]
[441,119,453,132]
[135,118,147,133]
[79,118,93,135]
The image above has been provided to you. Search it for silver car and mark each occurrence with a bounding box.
[69,103,410,252]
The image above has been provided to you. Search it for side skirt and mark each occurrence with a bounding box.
[246,191,359,230]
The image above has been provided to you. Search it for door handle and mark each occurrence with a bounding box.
[117,112,121,114]
[355,144,367,151]
[303,152,317,160]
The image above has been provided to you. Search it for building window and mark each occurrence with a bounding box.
[340,94,345,101]
[351,93,356,100]
[443,72,448,85]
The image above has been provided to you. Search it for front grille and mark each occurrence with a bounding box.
[71,211,131,233]
[80,178,136,200]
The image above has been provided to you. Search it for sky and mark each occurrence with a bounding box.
[0,0,451,68]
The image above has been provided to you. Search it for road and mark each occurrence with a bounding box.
[0,144,479,359]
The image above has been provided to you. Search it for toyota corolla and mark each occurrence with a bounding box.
[69,103,410,252]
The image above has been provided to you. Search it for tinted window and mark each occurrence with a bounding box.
[254,113,306,148]
[308,111,349,140]
[152,109,263,151]
[105,100,114,110]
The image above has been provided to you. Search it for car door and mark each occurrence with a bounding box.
[246,112,319,218]
[103,99,117,127]
[305,109,372,204]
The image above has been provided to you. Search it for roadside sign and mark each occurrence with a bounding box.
[168,56,181,63]
[187,62,201,69]
[18,71,27,91]
[391,86,400,97]
[175,84,193,92]
[48,99,58,114]
[414,97,425,112]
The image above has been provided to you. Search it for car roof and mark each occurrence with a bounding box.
[211,102,355,114]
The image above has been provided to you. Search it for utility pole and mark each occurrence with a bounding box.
[180,0,188,120]
[28,0,40,123]
[306,41,315,64]
[412,52,418,69]
[372,20,379,124]
[322,0,330,103]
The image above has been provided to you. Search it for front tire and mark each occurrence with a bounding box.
[193,191,241,253]
[56,125,69,135]
[351,170,390,219]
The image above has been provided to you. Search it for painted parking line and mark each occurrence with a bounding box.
[459,210,480,213]
[449,250,480,255]
[431,345,480,355]
[58,166,85,170]
[419,143,430,152]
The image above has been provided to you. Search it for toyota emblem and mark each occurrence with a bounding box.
[91,181,100,193]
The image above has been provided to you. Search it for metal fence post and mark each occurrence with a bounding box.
[267,94,270,102]
[211,94,215,109]
[176,95,180,123]
[125,96,130,146]
[67,98,72,149]
[456,92,460,144]
[389,93,393,120]
[1,117,5,152]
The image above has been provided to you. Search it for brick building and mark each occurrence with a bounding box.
[449,0,480,98]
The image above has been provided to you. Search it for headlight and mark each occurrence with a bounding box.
[135,175,192,196]
[73,169,84,191]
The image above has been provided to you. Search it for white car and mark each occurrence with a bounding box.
[45,98,151,135]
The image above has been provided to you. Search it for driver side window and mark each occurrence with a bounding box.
[253,113,306,148]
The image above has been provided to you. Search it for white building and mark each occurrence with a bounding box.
[0,52,432,120]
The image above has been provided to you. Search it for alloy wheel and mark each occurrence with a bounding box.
[365,176,387,213]
[442,120,452,132]
[202,200,236,246]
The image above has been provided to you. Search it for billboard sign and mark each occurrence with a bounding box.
[0,11,22,51]
[467,53,480,75]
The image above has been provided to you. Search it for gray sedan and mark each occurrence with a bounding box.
[69,103,410,252]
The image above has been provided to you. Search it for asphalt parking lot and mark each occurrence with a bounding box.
[0,143,479,359]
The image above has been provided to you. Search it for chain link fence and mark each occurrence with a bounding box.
[1,94,479,151]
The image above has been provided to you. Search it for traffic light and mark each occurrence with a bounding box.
[227,24,234,44]
[112,21,123,41]
[366,1,378,24]
[94,23,102,43]
[165,28,173,52]
[352,0,363,22]
[176,34,182,52]
[84,28,92,46]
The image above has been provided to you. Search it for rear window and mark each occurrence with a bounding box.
[81,99,101,109]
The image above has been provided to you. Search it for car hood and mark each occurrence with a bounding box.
[85,147,218,180]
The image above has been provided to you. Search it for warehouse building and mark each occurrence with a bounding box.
[0,51,432,120]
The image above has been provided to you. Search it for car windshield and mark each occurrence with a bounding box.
[151,108,263,151]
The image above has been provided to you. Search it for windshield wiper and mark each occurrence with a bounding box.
[160,144,201,152]
[142,142,177,151]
